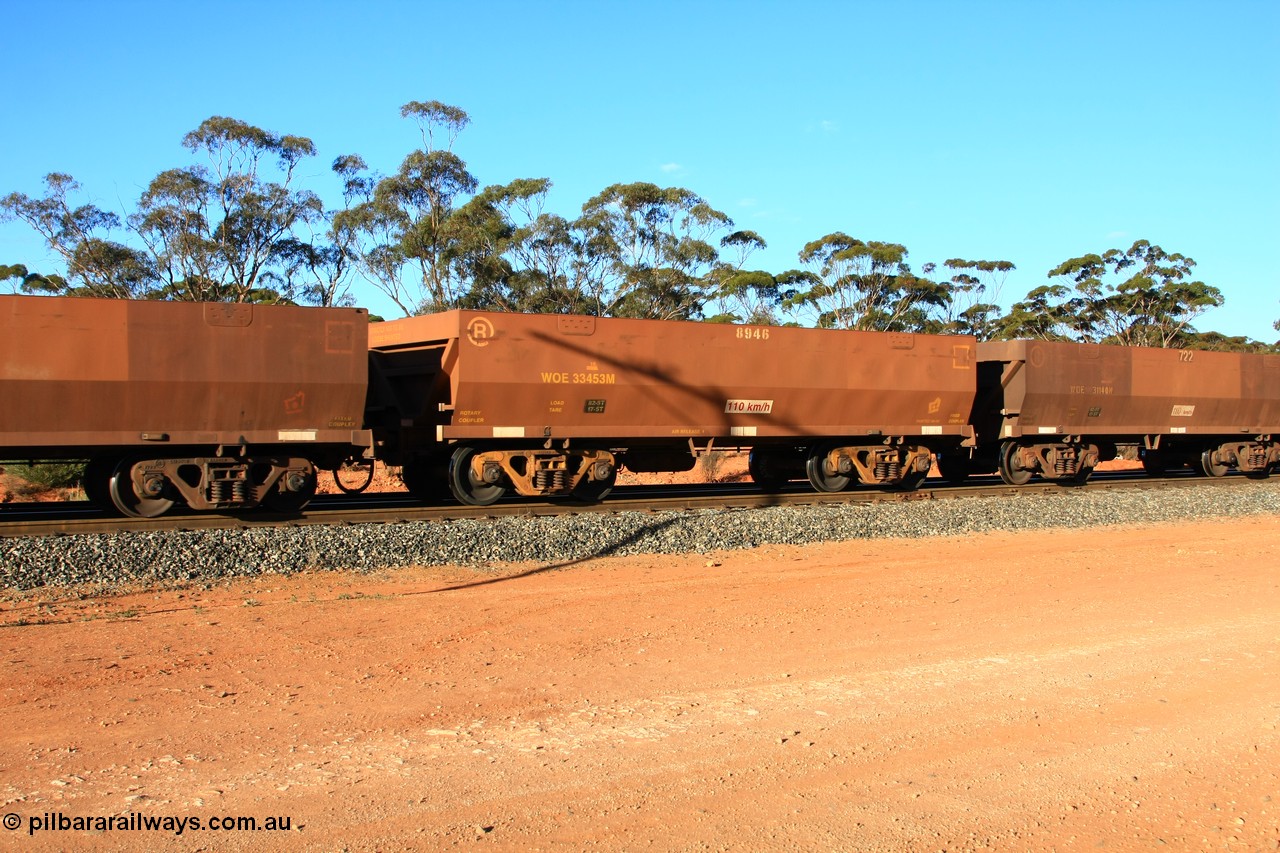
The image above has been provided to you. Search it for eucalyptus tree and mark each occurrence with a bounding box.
[574,182,734,320]
[0,263,67,294]
[781,233,950,331]
[336,101,492,315]
[457,179,604,315]
[1180,331,1274,353]
[702,230,788,325]
[0,173,157,298]
[939,258,1014,340]
[277,154,375,308]
[1041,240,1222,347]
[129,116,324,303]
[992,284,1083,341]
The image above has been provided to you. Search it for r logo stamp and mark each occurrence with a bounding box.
[467,317,496,347]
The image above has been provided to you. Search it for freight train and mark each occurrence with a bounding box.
[2,295,1277,517]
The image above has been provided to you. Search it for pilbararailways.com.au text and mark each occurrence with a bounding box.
[5,811,294,837]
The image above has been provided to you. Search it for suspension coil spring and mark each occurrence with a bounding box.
[874,460,901,481]
[534,469,570,491]
[1248,446,1266,468]
[1054,451,1077,477]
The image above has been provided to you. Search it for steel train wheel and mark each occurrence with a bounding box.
[748,448,789,492]
[1199,448,1228,478]
[448,446,505,506]
[805,444,852,493]
[997,441,1033,486]
[83,457,118,512]
[572,467,617,502]
[332,459,375,494]
[108,459,176,518]
[262,467,317,513]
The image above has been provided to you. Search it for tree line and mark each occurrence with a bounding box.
[3,100,1276,351]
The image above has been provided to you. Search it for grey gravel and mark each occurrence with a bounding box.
[3,482,1279,592]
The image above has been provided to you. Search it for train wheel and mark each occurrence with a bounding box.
[1199,448,1228,478]
[448,446,505,506]
[262,466,317,513]
[748,448,789,492]
[997,441,1033,486]
[806,444,852,493]
[108,459,176,518]
[332,459,375,494]
[83,457,118,512]
[572,466,617,502]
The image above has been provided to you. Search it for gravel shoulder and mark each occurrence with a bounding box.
[2,495,1279,850]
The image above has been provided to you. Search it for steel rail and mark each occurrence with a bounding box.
[0,469,1255,539]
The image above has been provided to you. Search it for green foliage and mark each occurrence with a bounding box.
[336,101,529,315]
[575,182,733,320]
[1,263,68,294]
[130,116,323,303]
[1,174,156,298]
[3,462,85,491]
[938,259,1015,340]
[1003,239,1224,347]
[1181,331,1276,353]
[781,233,950,331]
[702,231,788,324]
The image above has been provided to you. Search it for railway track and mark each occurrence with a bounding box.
[0,468,1251,539]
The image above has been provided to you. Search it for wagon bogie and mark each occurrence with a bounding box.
[1199,438,1278,478]
[807,441,935,491]
[997,439,1100,485]
[91,454,321,517]
[447,445,618,505]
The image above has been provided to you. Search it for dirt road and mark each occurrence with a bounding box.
[2,516,1278,850]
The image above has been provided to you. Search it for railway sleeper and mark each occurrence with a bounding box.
[465,448,617,502]
[105,456,317,517]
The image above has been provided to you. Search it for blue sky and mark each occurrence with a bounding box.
[2,0,1277,339]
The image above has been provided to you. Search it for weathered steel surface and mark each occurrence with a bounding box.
[0,295,372,455]
[369,311,977,445]
[976,340,1280,440]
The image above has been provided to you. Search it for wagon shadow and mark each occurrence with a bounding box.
[427,513,692,593]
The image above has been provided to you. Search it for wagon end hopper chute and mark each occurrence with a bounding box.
[0,295,374,516]
[973,340,1280,484]
[369,310,977,504]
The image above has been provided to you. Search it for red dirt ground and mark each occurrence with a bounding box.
[2,512,1278,851]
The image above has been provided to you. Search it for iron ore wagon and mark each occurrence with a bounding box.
[364,310,977,505]
[957,340,1280,484]
[0,295,373,516]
